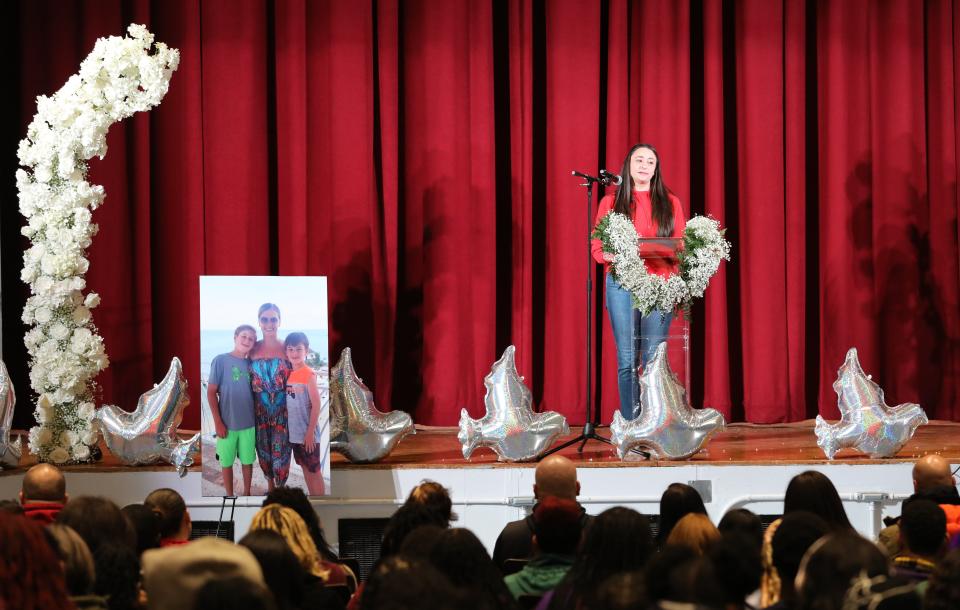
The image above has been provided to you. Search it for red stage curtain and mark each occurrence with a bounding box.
[5,0,960,430]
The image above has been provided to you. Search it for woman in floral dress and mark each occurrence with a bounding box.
[250,302,292,490]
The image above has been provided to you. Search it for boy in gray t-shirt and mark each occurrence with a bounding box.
[207,325,257,496]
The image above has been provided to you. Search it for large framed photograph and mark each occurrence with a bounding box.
[199,276,330,497]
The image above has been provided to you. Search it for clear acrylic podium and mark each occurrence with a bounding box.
[631,237,690,413]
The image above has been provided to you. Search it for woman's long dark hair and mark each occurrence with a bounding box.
[783,471,853,531]
[613,143,674,237]
[657,482,708,546]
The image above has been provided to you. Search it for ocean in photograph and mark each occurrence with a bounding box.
[199,328,329,381]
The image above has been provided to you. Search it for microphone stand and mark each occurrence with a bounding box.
[542,170,616,457]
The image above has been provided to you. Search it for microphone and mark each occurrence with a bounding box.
[599,170,622,186]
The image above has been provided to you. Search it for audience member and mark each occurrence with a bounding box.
[878,455,959,556]
[379,500,451,558]
[645,544,698,605]
[0,512,75,610]
[240,528,343,610]
[768,511,830,610]
[406,480,457,525]
[142,536,264,610]
[47,523,105,608]
[709,532,763,609]
[122,503,162,556]
[504,497,582,600]
[92,542,143,610]
[542,506,655,610]
[594,571,648,610]
[19,462,68,524]
[794,531,888,610]
[656,482,708,547]
[718,507,764,551]
[666,512,720,555]
[397,524,446,558]
[144,488,192,546]
[359,556,465,610]
[192,576,278,610]
[889,498,946,592]
[842,574,922,610]
[493,455,588,572]
[762,470,853,606]
[0,498,24,514]
[426,528,518,609]
[263,486,339,562]
[924,548,960,610]
[57,495,135,554]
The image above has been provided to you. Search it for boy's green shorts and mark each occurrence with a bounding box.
[215,426,256,468]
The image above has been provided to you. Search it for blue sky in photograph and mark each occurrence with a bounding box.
[199,275,328,331]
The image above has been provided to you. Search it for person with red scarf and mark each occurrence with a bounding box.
[19,463,67,524]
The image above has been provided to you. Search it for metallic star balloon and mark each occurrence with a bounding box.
[610,343,725,459]
[0,360,22,469]
[815,347,928,459]
[329,347,414,463]
[459,345,569,462]
[95,357,199,472]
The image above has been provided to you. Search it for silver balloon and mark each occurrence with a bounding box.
[459,345,569,462]
[610,343,725,460]
[815,347,928,459]
[95,357,199,471]
[0,360,21,468]
[329,347,414,463]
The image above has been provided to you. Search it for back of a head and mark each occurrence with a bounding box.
[428,528,515,608]
[142,536,265,610]
[843,574,922,610]
[407,480,456,525]
[595,570,648,610]
[666,513,720,556]
[361,556,466,610]
[533,496,583,555]
[145,488,187,539]
[924,548,960,610]
[192,576,278,610]
[21,463,66,502]
[899,498,946,557]
[0,513,74,610]
[92,542,142,609]
[380,501,450,558]
[239,529,306,609]
[122,503,162,555]
[57,495,133,554]
[772,511,830,600]
[795,531,888,610]
[645,544,700,604]
[249,504,321,577]
[658,483,707,543]
[718,508,764,551]
[262,485,337,561]
[47,523,95,596]
[784,471,853,531]
[913,454,954,492]
[709,532,763,606]
[535,455,579,500]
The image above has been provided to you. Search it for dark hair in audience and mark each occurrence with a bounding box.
[93,542,142,610]
[718,508,764,550]
[925,548,960,610]
[380,501,450,558]
[239,529,305,610]
[47,523,96,596]
[533,496,583,555]
[360,555,465,610]
[784,471,853,530]
[657,482,708,544]
[0,498,24,514]
[192,576,278,610]
[844,574,922,610]
[666,555,729,607]
[122,503,162,555]
[795,532,888,610]
[548,507,655,610]
[646,544,699,604]
[57,495,135,554]
[899,498,946,557]
[772,510,830,603]
[595,570,648,610]
[0,513,74,610]
[262,486,337,561]
[406,480,457,524]
[398,524,446,559]
[144,488,187,538]
[427,528,518,610]
[709,532,763,606]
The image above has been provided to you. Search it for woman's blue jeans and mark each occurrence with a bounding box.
[605,273,673,421]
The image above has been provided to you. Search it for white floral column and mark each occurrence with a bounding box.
[16,24,179,463]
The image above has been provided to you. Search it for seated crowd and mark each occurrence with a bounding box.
[3,454,960,609]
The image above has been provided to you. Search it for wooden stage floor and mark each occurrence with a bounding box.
[7,420,959,475]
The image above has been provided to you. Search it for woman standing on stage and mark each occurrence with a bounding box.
[591,143,686,421]
[250,302,293,490]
